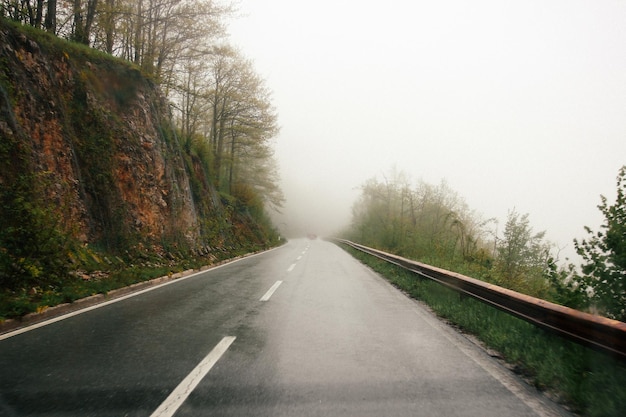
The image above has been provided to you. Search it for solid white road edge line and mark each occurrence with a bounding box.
[0,248,280,341]
[260,280,283,301]
[150,336,236,417]
[406,296,563,417]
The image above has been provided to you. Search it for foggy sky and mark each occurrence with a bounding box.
[228,0,626,261]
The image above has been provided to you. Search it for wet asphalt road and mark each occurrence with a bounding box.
[0,239,568,416]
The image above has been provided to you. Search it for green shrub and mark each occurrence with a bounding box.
[0,174,74,291]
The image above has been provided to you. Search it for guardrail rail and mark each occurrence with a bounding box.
[334,239,626,361]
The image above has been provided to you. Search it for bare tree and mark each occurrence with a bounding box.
[2,0,52,29]
[44,0,56,32]
[71,0,99,45]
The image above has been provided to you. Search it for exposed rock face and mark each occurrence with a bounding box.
[0,22,204,250]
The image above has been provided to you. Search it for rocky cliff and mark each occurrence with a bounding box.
[1,20,202,247]
[0,19,275,290]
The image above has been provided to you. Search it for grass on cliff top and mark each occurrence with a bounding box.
[1,17,139,72]
[340,244,626,417]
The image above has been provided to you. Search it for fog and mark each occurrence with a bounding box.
[229,1,626,259]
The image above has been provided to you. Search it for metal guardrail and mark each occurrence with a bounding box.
[335,239,626,361]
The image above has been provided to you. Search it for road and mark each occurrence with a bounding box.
[0,239,569,417]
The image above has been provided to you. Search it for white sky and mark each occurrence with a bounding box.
[227,0,626,261]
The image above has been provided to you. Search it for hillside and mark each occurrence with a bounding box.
[0,20,279,317]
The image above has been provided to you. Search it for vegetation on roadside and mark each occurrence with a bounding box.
[340,165,626,416]
[0,15,283,320]
[0,240,271,321]
[342,245,626,417]
[343,166,626,321]
[571,166,626,321]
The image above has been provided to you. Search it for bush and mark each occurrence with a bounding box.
[0,174,74,292]
[573,166,626,321]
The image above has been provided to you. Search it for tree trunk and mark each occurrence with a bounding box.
[35,0,44,28]
[104,0,115,54]
[72,0,98,45]
[134,0,143,64]
[83,0,99,46]
[44,0,56,33]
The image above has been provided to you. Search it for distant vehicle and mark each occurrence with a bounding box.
[307,233,317,240]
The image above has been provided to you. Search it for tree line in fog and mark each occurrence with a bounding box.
[345,167,626,321]
[1,0,283,208]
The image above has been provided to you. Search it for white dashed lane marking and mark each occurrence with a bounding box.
[260,281,283,301]
[150,336,236,417]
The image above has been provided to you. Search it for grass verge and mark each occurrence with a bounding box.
[0,243,270,322]
[342,244,626,417]
[0,265,176,319]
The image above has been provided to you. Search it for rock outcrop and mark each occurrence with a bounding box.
[0,20,265,258]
